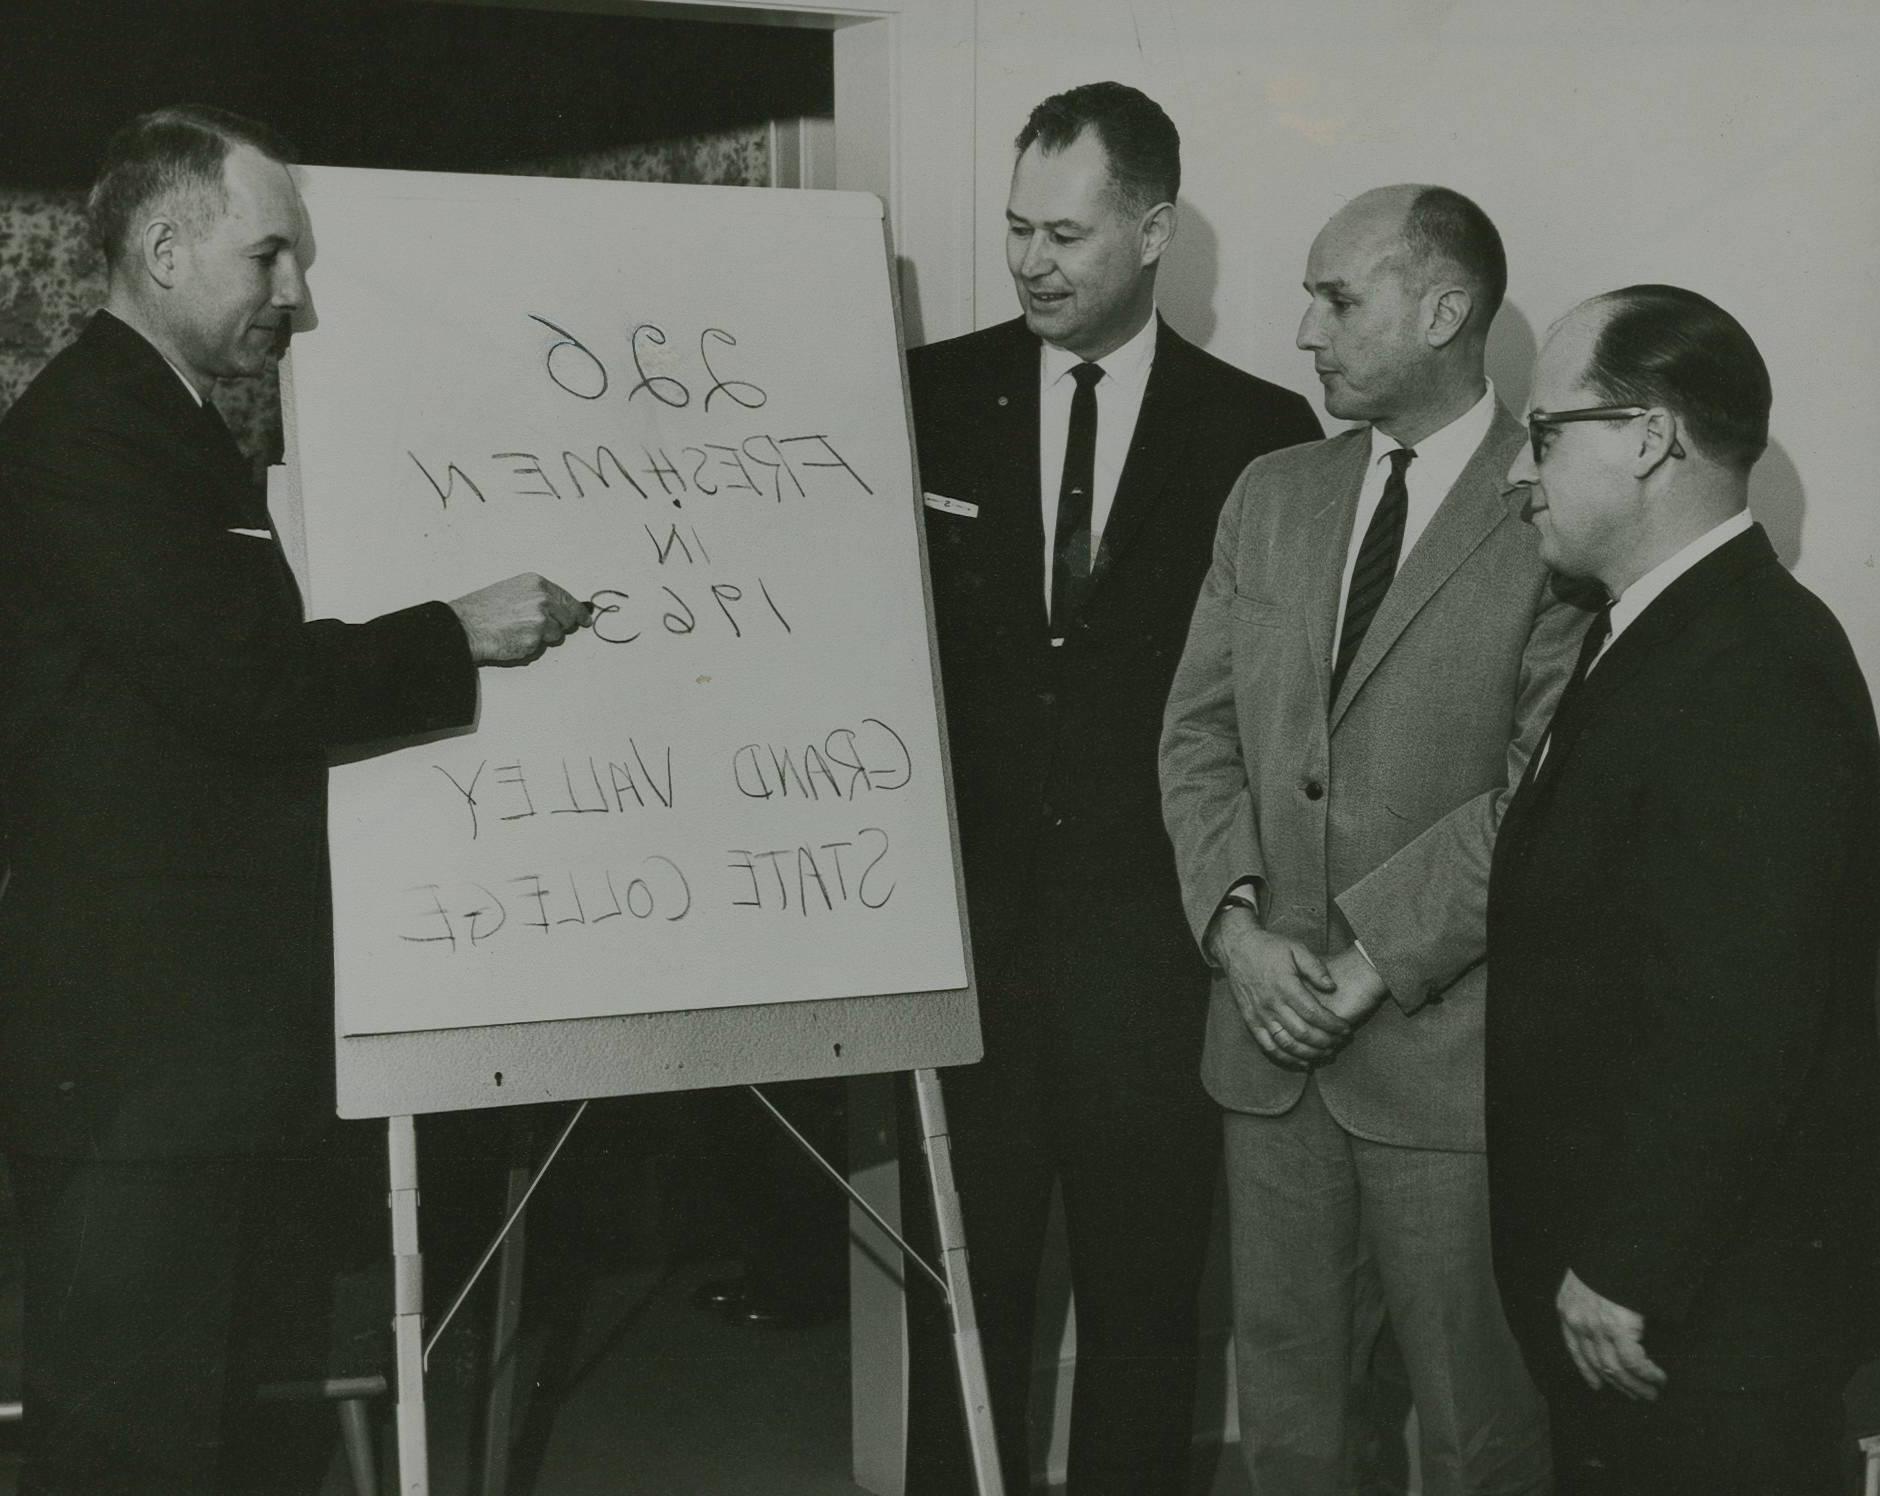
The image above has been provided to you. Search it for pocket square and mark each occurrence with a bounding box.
[923,492,978,519]
[227,527,274,539]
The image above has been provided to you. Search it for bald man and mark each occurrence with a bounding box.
[1161,185,1580,1493]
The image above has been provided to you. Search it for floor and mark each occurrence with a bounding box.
[0,1102,1870,1496]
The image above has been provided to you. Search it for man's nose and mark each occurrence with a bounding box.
[1506,442,1537,488]
[1019,235,1054,279]
[1296,304,1324,350]
[273,257,307,310]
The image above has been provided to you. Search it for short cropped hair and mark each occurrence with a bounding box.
[1583,285,1772,471]
[87,105,295,271]
[1015,81,1180,216]
[1400,186,1506,329]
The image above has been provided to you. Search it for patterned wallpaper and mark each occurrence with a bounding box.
[0,127,771,474]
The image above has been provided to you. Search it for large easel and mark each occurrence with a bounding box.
[280,163,988,1492]
[369,1065,1002,1496]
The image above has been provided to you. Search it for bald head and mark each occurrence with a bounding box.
[1337,184,1507,336]
[1297,184,1503,443]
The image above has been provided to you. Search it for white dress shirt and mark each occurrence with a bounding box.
[1038,312,1159,614]
[161,354,204,407]
[1330,382,1499,665]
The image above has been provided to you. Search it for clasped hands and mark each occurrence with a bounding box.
[1210,908,1388,1070]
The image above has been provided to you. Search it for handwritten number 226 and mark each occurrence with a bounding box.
[529,316,767,413]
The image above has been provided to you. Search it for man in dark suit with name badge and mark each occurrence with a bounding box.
[899,82,1321,1494]
[0,107,589,1493]
[1489,285,1880,1495]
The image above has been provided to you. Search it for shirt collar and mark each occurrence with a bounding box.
[1366,380,1497,472]
[161,355,206,407]
[1040,309,1159,395]
[1607,509,1754,641]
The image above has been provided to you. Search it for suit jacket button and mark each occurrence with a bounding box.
[1304,780,1325,801]
[1038,691,1056,708]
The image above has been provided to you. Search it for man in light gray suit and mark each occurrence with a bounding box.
[1160,185,1584,1494]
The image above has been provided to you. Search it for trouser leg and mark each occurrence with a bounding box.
[1549,1368,1844,1496]
[12,1154,245,1496]
[1222,1080,1379,1496]
[1054,1052,1219,1495]
[1352,1130,1550,1496]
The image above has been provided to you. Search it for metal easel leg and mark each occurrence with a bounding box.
[478,1117,534,1496]
[911,1068,1006,1496]
[388,1115,430,1496]
[746,1077,1005,1496]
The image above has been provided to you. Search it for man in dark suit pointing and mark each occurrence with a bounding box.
[0,106,589,1492]
[899,81,1321,1494]
[1489,285,1880,1495]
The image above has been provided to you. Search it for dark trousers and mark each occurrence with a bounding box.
[899,958,1220,1496]
[9,1149,367,1496]
[1545,1368,1847,1496]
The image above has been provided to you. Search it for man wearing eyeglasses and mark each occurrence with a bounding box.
[1488,286,1880,1495]
[1160,184,1582,1492]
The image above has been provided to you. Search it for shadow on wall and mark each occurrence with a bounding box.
[1486,298,1540,419]
[1750,440,1805,569]
[1159,197,1220,347]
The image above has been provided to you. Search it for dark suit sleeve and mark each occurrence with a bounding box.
[1567,646,1870,1322]
[2,412,475,757]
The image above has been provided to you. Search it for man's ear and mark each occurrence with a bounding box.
[1139,200,1176,268]
[1633,407,1685,478]
[140,216,182,291]
[1425,284,1474,350]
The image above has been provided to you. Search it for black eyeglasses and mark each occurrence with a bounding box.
[1525,404,1686,465]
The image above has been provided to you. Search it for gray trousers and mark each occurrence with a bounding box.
[1224,1078,1550,1496]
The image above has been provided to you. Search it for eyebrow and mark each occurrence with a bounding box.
[244,233,293,253]
[1304,277,1353,295]
[1007,211,1094,233]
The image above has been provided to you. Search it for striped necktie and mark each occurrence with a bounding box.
[1331,445,1415,699]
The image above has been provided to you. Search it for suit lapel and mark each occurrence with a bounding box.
[1330,405,1524,728]
[968,320,1048,633]
[1302,431,1370,713]
[1536,526,1775,788]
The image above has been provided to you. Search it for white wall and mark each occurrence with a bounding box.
[967,0,1880,691]
[940,3,1879,1483]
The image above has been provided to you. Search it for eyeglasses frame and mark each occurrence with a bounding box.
[1526,404,1687,464]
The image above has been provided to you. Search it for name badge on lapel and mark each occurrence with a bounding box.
[923,492,978,519]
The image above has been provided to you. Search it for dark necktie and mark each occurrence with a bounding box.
[1330,446,1415,699]
[1050,361,1105,636]
[1533,601,1614,775]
